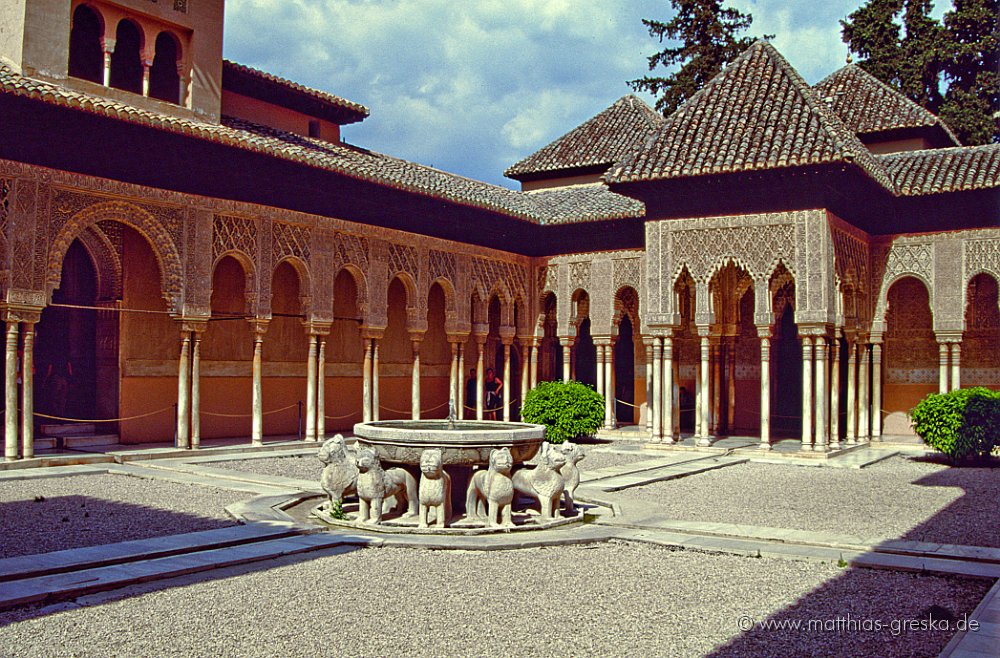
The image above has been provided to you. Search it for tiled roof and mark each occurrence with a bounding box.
[222,60,369,125]
[0,65,643,225]
[505,95,665,180]
[814,65,959,145]
[878,144,1000,196]
[606,41,895,191]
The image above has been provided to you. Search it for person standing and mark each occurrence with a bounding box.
[484,367,503,421]
[464,368,477,420]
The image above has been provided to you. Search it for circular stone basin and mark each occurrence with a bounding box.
[352,420,545,466]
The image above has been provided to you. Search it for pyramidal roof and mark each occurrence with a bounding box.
[813,64,959,145]
[505,95,665,181]
[606,41,894,190]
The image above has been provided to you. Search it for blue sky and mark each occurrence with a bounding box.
[222,1,903,188]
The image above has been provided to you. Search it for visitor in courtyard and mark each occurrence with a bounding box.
[484,368,503,420]
[465,368,477,419]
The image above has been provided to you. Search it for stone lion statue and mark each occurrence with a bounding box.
[557,442,585,513]
[512,443,566,522]
[465,447,514,528]
[355,447,418,524]
[418,448,451,528]
[318,434,357,510]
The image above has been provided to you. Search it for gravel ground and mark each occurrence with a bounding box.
[0,542,987,657]
[212,455,324,481]
[617,455,1000,547]
[0,474,246,559]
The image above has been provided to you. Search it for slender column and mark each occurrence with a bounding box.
[830,336,840,450]
[672,357,681,439]
[176,332,191,450]
[726,345,736,431]
[457,342,466,417]
[362,339,373,423]
[475,337,485,420]
[938,342,950,394]
[759,329,771,450]
[698,333,712,445]
[711,341,721,434]
[530,341,538,388]
[20,323,34,460]
[651,339,662,440]
[872,343,883,440]
[520,340,530,419]
[372,340,380,421]
[316,338,326,441]
[191,331,202,450]
[102,49,113,87]
[502,341,512,422]
[858,343,870,442]
[5,322,17,461]
[814,337,828,452]
[950,343,961,392]
[141,60,152,96]
[411,340,421,420]
[449,342,459,409]
[251,327,265,446]
[605,339,615,430]
[305,333,318,442]
[801,336,813,451]
[561,339,572,382]
[644,339,654,434]
[694,344,703,439]
[846,339,857,445]
[595,343,605,396]
[663,336,675,444]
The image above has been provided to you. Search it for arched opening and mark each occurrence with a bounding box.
[674,269,697,434]
[614,286,640,426]
[200,256,253,438]
[262,261,307,435]
[964,273,1000,388]
[883,276,936,434]
[381,276,412,420]
[539,292,560,382]
[149,31,180,104]
[770,267,801,437]
[732,285,760,433]
[109,19,143,94]
[708,262,754,436]
[68,4,103,84]
[570,288,594,387]
[328,269,363,429]
[486,295,503,419]
[424,282,451,418]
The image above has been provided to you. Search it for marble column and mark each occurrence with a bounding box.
[672,357,681,439]
[872,343,883,440]
[698,333,711,446]
[4,322,17,461]
[801,336,813,451]
[502,341,512,422]
[449,341,459,410]
[711,342,721,434]
[316,337,326,441]
[411,339,422,420]
[644,339,654,434]
[759,329,771,450]
[814,337,828,452]
[21,323,35,460]
[846,339,858,445]
[305,333,318,442]
[950,342,961,392]
[726,345,736,432]
[651,339,662,441]
[457,342,466,417]
[176,331,191,450]
[663,336,675,444]
[362,338,373,423]
[858,343,870,442]
[595,343,605,397]
[251,325,265,446]
[604,339,615,430]
[560,338,572,382]
[529,340,538,389]
[830,336,840,450]
[694,345,703,440]
[141,59,152,97]
[372,340,380,421]
[476,337,485,420]
[938,341,951,394]
[191,330,202,450]
[102,45,113,87]
[520,340,530,419]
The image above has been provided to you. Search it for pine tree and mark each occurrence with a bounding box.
[900,0,946,110]
[841,0,905,86]
[940,0,999,144]
[628,0,758,116]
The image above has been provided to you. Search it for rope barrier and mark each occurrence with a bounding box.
[200,403,299,419]
[462,398,519,413]
[34,406,174,423]
[325,410,361,421]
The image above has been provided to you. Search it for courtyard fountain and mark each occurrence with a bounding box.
[310,400,587,534]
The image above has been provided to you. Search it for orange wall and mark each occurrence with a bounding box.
[221,90,341,142]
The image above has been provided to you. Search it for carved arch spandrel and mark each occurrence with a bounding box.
[47,200,183,312]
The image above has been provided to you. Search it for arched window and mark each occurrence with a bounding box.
[68,5,103,84]
[149,32,180,103]
[109,19,143,94]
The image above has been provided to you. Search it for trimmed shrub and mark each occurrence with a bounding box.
[911,387,1000,463]
[520,380,605,444]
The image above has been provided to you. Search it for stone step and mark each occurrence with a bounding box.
[41,423,97,437]
[596,456,747,492]
[0,533,353,611]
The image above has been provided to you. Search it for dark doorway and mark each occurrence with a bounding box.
[615,315,635,424]
[772,302,802,436]
[68,4,103,84]
[575,318,596,387]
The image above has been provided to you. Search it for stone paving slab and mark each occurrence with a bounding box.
[0,455,115,472]
[579,455,709,483]
[134,461,321,494]
[0,534,358,611]
[0,464,110,481]
[941,579,1000,657]
[106,463,294,496]
[594,456,748,491]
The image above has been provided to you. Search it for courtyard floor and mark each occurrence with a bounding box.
[0,439,996,657]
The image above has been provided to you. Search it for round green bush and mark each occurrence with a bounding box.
[911,387,1000,464]
[520,380,605,444]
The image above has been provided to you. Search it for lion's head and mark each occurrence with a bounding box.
[420,448,444,477]
[542,443,567,469]
[318,434,349,464]
[489,447,513,474]
[559,442,585,465]
[355,447,380,473]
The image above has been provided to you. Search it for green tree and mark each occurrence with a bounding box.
[900,0,947,110]
[940,0,1000,144]
[628,0,758,116]
[841,0,905,86]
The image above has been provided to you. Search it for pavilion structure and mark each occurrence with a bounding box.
[0,0,997,461]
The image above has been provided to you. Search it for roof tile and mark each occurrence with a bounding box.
[879,144,1000,196]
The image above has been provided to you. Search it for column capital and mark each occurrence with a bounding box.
[935,331,963,344]
[498,326,516,341]
[756,324,773,339]
[558,336,575,347]
[447,332,470,344]
[248,319,270,337]
[1,304,43,325]
[408,330,426,343]
[178,317,209,334]
[302,321,332,336]
[359,326,384,341]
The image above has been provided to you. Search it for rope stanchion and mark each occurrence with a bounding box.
[34,406,174,423]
